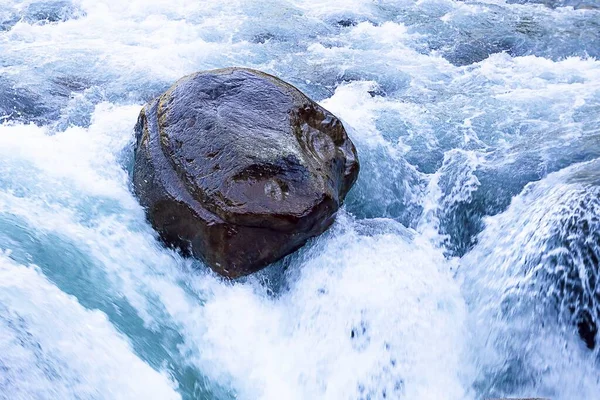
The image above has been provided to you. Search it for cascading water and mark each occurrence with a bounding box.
[0,0,599,399]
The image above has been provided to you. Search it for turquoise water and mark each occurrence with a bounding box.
[0,0,599,399]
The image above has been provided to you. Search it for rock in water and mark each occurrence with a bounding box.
[133,68,359,278]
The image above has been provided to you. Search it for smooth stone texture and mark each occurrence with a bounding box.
[133,68,359,278]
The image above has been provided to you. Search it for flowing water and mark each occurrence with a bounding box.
[0,0,599,399]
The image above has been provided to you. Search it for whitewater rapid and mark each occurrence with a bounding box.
[0,0,599,399]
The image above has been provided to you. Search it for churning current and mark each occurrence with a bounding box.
[1,0,599,399]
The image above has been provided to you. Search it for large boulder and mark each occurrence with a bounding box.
[133,68,359,278]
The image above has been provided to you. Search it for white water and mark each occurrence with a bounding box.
[0,0,599,399]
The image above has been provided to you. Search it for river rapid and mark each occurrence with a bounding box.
[0,0,599,399]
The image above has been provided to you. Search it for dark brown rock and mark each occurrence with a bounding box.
[133,68,359,278]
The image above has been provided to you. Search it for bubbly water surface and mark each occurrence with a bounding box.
[1,0,599,399]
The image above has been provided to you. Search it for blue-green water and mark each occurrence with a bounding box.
[0,0,599,399]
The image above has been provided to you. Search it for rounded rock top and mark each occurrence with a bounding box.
[133,68,359,277]
[153,68,356,229]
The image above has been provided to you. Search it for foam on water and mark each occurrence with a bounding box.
[0,0,599,399]
[0,252,180,399]
[183,215,469,400]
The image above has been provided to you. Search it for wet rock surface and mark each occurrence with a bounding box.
[133,68,359,278]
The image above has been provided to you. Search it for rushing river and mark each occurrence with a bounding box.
[1,0,599,399]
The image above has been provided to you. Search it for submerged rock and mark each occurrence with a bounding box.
[0,78,54,124]
[133,68,359,278]
[24,1,85,24]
